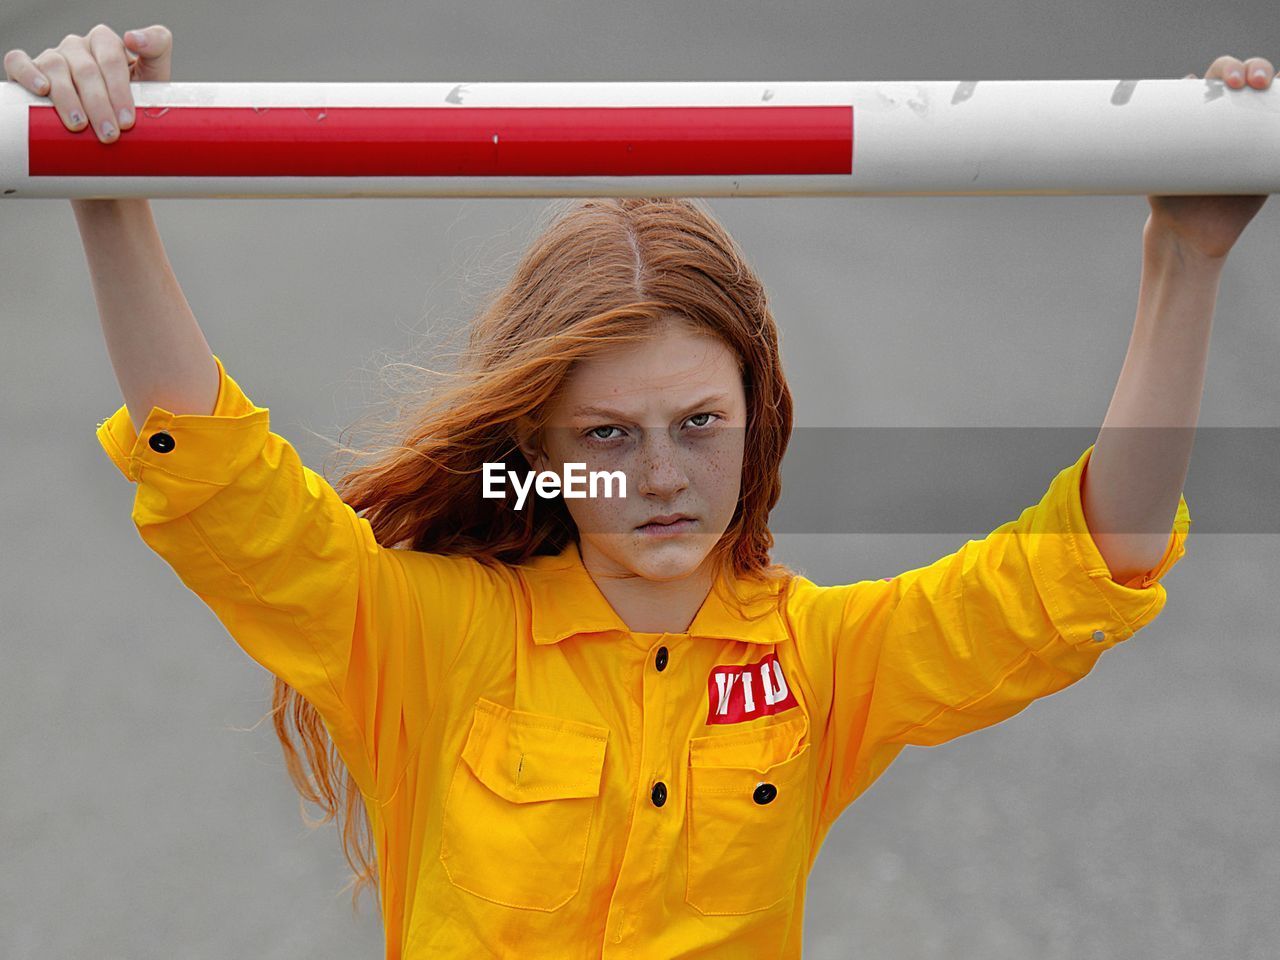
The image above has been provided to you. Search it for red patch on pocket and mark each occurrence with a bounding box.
[706,652,798,725]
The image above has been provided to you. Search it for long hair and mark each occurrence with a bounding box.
[267,197,796,912]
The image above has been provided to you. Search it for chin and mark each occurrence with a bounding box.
[625,534,718,580]
[580,526,723,581]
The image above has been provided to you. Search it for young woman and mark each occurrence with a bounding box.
[5,22,1274,959]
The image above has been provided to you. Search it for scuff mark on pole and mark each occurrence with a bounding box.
[1111,80,1139,106]
[877,83,929,118]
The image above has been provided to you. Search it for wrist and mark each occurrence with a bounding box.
[70,197,151,218]
[1142,217,1227,276]
[70,198,155,236]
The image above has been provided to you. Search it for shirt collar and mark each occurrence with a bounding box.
[516,539,791,646]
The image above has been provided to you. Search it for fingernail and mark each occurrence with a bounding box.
[101,121,117,139]
[1228,69,1243,83]
[70,110,85,127]
[129,31,147,46]
[118,107,133,127]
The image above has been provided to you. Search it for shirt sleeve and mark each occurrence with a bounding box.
[806,442,1191,826]
[95,354,500,803]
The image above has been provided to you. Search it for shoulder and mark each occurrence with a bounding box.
[393,548,518,601]
[781,569,899,626]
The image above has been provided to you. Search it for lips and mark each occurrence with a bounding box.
[636,515,698,537]
[637,513,694,528]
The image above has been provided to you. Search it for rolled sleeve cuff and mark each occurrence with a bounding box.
[1030,443,1191,654]
[94,354,272,524]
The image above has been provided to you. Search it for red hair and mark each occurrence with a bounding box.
[267,197,796,912]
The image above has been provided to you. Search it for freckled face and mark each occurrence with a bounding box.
[521,318,747,582]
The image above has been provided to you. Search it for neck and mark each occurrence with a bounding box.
[577,539,717,634]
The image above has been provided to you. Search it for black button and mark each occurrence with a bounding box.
[651,781,667,807]
[148,431,175,453]
[654,646,668,672]
[752,782,777,805]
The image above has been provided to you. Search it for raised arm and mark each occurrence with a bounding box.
[7,24,504,802]
[1082,53,1273,583]
[792,446,1192,829]
[73,195,220,432]
[3,24,218,426]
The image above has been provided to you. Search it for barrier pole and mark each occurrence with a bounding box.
[2,79,1277,199]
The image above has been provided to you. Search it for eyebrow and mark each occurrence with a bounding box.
[569,393,733,420]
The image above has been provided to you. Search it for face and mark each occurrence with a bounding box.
[517,317,747,583]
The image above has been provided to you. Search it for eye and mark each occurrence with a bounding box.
[585,425,625,443]
[582,414,719,446]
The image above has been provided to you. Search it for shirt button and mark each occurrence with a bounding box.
[651,781,667,807]
[1092,630,1106,643]
[753,782,777,805]
[148,431,175,453]
[655,646,668,672]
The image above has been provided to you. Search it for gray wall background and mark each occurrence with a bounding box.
[2,1,1278,957]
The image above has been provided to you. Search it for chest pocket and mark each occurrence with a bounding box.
[685,710,813,916]
[439,697,609,912]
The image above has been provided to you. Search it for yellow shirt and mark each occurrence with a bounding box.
[96,355,1191,959]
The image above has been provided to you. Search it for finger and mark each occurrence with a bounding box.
[121,33,143,76]
[123,24,172,78]
[2,48,51,95]
[1206,55,1247,87]
[87,26,135,130]
[1242,56,1275,88]
[30,52,88,132]
[59,41,119,142]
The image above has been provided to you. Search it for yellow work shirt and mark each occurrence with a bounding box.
[96,354,1191,959]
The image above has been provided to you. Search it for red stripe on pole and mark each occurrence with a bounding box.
[27,105,852,177]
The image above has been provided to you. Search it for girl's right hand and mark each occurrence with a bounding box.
[3,23,172,144]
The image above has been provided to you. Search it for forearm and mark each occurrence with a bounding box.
[72,199,219,434]
[1081,219,1223,584]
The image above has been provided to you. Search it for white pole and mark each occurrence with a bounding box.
[1,79,1277,199]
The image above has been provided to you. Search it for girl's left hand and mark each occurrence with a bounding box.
[1146,55,1276,262]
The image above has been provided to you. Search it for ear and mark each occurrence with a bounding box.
[514,417,546,473]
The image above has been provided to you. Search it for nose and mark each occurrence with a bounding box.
[634,430,690,500]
